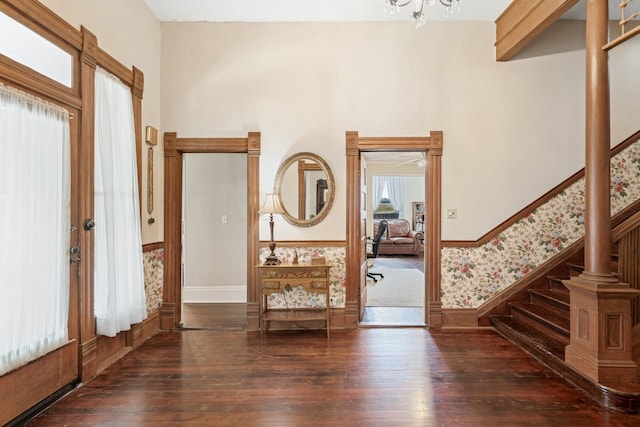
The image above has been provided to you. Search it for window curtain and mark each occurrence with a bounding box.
[372,176,405,217]
[0,83,70,375]
[94,67,146,337]
[385,176,405,218]
[372,176,385,211]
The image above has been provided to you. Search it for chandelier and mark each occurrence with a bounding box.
[385,0,461,28]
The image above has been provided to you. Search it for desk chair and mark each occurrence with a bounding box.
[367,220,388,282]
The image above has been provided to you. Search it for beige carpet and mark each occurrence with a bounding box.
[366,268,424,307]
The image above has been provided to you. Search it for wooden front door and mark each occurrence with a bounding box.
[359,157,368,320]
[0,104,80,426]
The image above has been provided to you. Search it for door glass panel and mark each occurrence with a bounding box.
[0,11,73,87]
[0,83,71,375]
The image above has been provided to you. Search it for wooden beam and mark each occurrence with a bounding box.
[496,0,580,61]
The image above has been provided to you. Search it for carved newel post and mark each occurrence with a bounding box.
[563,0,639,384]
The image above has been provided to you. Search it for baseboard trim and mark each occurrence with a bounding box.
[442,308,479,328]
[182,285,247,303]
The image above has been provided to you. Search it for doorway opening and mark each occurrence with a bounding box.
[360,154,426,326]
[180,153,248,330]
[162,132,261,331]
[344,131,443,330]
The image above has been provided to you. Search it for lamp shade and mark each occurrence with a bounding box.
[259,193,285,215]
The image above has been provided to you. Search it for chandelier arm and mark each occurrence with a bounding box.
[413,1,426,19]
[386,0,460,28]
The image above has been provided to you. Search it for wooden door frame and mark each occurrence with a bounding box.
[0,3,148,421]
[162,132,261,330]
[345,131,443,329]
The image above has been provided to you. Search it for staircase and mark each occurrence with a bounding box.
[490,252,640,413]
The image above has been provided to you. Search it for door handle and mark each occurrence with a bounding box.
[83,218,95,231]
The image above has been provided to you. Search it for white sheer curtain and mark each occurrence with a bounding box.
[94,67,146,337]
[0,83,70,375]
[372,176,385,210]
[385,176,405,218]
[372,176,405,217]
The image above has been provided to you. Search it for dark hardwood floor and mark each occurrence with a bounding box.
[181,255,426,330]
[25,329,637,426]
[181,303,246,330]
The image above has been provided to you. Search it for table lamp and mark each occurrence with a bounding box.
[259,193,285,265]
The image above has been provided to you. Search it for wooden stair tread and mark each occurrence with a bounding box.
[547,276,571,294]
[488,235,639,413]
[529,288,570,307]
[510,301,570,335]
[565,263,618,278]
[491,315,567,359]
[492,315,640,413]
[566,262,583,276]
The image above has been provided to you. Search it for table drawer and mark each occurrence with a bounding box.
[281,279,327,292]
[262,279,328,293]
[262,280,282,291]
[262,267,327,279]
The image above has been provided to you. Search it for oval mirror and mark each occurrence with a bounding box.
[274,152,335,227]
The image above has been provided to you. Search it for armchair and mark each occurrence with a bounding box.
[373,219,423,256]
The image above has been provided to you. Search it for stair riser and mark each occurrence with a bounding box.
[511,309,569,344]
[492,316,638,413]
[547,277,569,293]
[529,294,570,319]
[529,292,571,319]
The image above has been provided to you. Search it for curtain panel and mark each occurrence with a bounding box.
[0,83,70,375]
[372,176,405,218]
[94,67,146,337]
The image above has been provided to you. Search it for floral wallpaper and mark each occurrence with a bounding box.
[142,141,640,313]
[441,140,640,309]
[143,248,164,315]
[258,246,346,309]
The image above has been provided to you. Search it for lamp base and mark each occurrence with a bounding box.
[263,254,281,265]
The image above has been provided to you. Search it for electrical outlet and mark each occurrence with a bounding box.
[447,209,457,219]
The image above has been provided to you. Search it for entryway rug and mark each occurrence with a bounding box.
[366,268,424,307]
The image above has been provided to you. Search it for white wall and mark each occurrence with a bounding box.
[34,3,640,244]
[183,154,247,302]
[159,20,640,241]
[40,0,163,244]
[609,31,640,145]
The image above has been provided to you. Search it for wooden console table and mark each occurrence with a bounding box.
[258,263,331,337]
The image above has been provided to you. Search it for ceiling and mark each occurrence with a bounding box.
[143,0,631,23]
[144,0,632,22]
[142,0,511,22]
[144,0,596,22]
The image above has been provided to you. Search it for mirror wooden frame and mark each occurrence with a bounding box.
[274,152,335,227]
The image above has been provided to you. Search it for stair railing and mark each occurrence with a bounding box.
[620,0,640,33]
[604,0,640,50]
[612,210,640,327]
